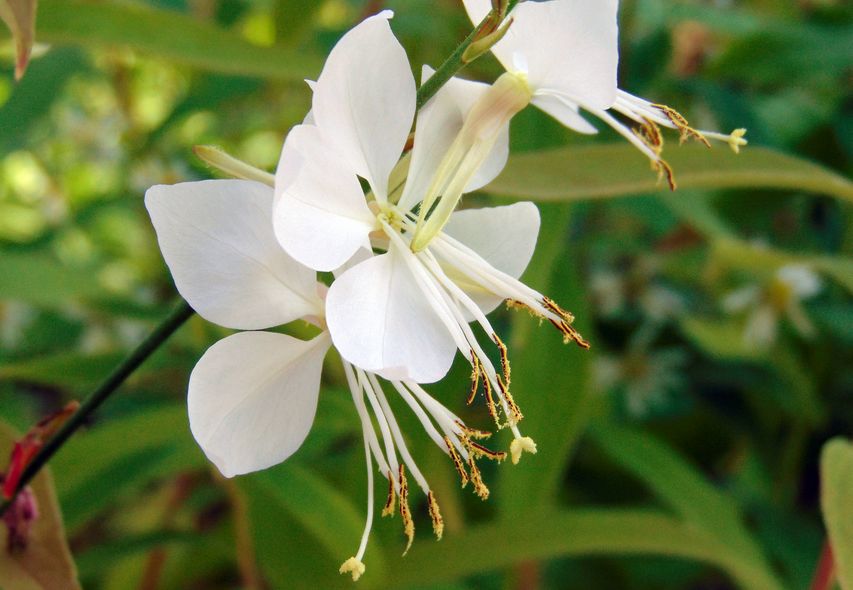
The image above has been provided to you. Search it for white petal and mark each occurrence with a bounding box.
[312,11,415,201]
[189,331,331,478]
[326,248,457,383]
[145,180,321,330]
[777,264,822,299]
[464,0,619,109]
[274,124,376,272]
[531,93,599,135]
[441,202,540,314]
[398,68,510,211]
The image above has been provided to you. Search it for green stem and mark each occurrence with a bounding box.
[415,3,515,110]
[0,301,195,516]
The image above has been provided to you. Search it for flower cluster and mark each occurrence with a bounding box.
[145,2,744,581]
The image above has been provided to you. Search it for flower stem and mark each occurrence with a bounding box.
[415,3,517,110]
[0,300,195,516]
[809,539,835,590]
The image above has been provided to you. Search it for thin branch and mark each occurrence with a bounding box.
[0,301,195,516]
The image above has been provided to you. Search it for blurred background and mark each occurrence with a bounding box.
[0,0,851,588]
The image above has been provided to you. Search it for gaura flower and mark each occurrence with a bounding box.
[274,11,589,458]
[722,264,822,349]
[462,0,748,188]
[145,179,512,580]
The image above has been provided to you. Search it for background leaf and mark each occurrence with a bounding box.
[36,0,323,80]
[487,145,853,203]
[820,438,853,590]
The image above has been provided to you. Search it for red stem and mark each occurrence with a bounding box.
[809,540,835,590]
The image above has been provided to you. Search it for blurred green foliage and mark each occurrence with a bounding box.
[0,0,851,589]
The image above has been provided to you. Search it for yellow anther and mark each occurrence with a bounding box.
[492,333,511,386]
[498,378,524,425]
[456,422,492,440]
[465,439,508,463]
[445,436,469,488]
[381,471,396,517]
[510,436,538,465]
[467,351,481,406]
[427,492,444,540]
[635,118,664,152]
[398,465,414,555]
[468,458,490,500]
[339,557,366,582]
[652,103,711,147]
[542,297,575,324]
[654,158,677,191]
[482,376,500,426]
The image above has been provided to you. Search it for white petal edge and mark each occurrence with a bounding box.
[326,248,457,383]
[398,67,510,212]
[441,202,540,314]
[463,0,619,110]
[312,10,416,201]
[531,93,599,135]
[274,124,376,272]
[145,179,321,330]
[189,331,331,478]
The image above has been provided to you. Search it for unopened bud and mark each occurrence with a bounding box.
[193,145,275,187]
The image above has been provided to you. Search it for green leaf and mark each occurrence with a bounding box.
[589,423,772,564]
[392,509,785,590]
[50,404,205,530]
[0,48,87,155]
[0,353,125,394]
[820,438,853,590]
[36,0,323,80]
[487,144,853,203]
[0,251,101,307]
[241,463,386,590]
[497,205,596,516]
[711,238,853,295]
[0,420,81,590]
[679,317,766,362]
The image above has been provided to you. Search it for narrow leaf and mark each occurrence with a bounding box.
[487,144,853,203]
[820,438,853,590]
[590,423,771,564]
[36,0,322,80]
[392,509,785,590]
[497,205,596,516]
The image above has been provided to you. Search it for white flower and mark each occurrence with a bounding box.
[594,348,688,419]
[273,10,588,457]
[145,179,510,580]
[462,0,747,188]
[722,264,822,349]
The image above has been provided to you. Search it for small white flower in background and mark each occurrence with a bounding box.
[594,347,688,419]
[722,264,822,349]
[275,11,588,465]
[462,0,747,188]
[145,179,510,581]
[589,258,685,323]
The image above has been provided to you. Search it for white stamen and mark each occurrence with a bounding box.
[365,372,431,494]
[358,369,401,487]
[343,362,392,479]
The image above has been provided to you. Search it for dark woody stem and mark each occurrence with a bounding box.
[0,4,517,517]
[0,301,195,516]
